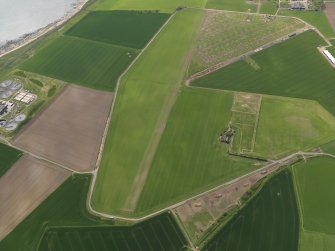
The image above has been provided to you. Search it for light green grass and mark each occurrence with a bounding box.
[260,0,278,14]
[279,10,335,38]
[206,0,257,12]
[21,36,137,91]
[293,157,335,234]
[92,0,207,13]
[189,11,304,74]
[253,97,335,159]
[135,88,259,214]
[300,230,335,251]
[192,31,335,116]
[92,9,204,216]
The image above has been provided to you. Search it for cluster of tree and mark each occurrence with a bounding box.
[309,0,325,11]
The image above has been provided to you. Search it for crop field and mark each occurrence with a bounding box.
[230,93,261,154]
[65,11,170,49]
[38,214,187,251]
[203,170,300,251]
[279,10,335,38]
[0,174,187,251]
[252,96,335,159]
[21,36,137,91]
[135,88,260,214]
[300,231,335,251]
[92,0,207,13]
[0,143,22,177]
[192,31,335,116]
[92,9,204,216]
[206,0,257,12]
[189,10,304,74]
[0,155,70,240]
[12,85,113,172]
[325,3,335,34]
[293,157,335,235]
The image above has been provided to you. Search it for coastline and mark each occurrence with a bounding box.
[0,0,88,59]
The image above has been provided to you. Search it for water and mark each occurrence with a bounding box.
[0,0,79,46]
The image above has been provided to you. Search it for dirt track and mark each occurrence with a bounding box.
[0,155,70,240]
[325,3,335,33]
[12,85,113,172]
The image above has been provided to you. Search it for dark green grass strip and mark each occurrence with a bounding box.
[65,11,170,49]
[203,170,299,251]
[21,36,137,91]
[0,143,22,177]
[0,174,188,251]
[192,31,335,116]
[38,213,187,251]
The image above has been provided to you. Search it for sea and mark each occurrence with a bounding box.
[0,0,80,46]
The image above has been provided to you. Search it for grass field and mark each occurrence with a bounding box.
[0,174,187,251]
[279,10,335,38]
[206,0,257,12]
[92,9,204,216]
[203,170,300,251]
[300,231,335,251]
[189,11,304,74]
[320,139,335,154]
[38,213,187,251]
[260,0,278,14]
[65,11,170,49]
[21,36,137,91]
[135,88,259,214]
[91,0,207,13]
[0,143,22,177]
[293,157,335,235]
[192,31,335,116]
[252,96,335,159]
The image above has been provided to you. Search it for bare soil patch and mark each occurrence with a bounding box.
[12,85,113,172]
[0,155,70,240]
[325,3,335,32]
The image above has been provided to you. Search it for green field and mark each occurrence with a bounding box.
[252,96,335,159]
[92,9,204,216]
[260,0,278,14]
[279,10,335,38]
[300,231,335,251]
[293,157,335,234]
[135,88,259,214]
[91,0,207,13]
[206,0,257,12]
[65,11,170,49]
[21,36,137,91]
[0,143,22,177]
[38,214,187,251]
[203,170,300,251]
[320,139,335,154]
[192,31,335,116]
[189,11,304,74]
[0,174,187,251]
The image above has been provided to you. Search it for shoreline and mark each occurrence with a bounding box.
[0,0,88,59]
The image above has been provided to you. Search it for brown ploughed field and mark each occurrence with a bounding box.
[325,3,335,32]
[12,85,113,172]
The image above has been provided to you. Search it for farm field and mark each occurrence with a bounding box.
[21,36,137,91]
[0,143,22,177]
[91,9,204,216]
[324,3,335,34]
[65,11,170,49]
[0,155,70,240]
[252,96,335,159]
[192,31,335,116]
[135,88,259,214]
[91,0,207,13]
[203,170,299,251]
[292,157,335,235]
[206,0,257,12]
[320,139,335,154]
[12,85,113,172]
[38,213,187,251]
[300,231,335,251]
[279,10,335,38]
[189,10,304,74]
[0,174,187,251]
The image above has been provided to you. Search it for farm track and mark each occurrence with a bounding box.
[2,6,335,230]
